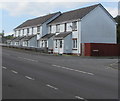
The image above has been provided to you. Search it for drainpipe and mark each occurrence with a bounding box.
[77,20,80,56]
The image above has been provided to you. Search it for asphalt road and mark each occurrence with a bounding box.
[2,47,118,100]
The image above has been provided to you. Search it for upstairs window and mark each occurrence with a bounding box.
[22,29,24,36]
[49,25,52,33]
[18,30,20,36]
[32,27,34,34]
[64,23,67,32]
[59,40,62,48]
[27,28,29,34]
[56,24,60,33]
[14,31,16,37]
[72,39,77,49]
[72,21,77,31]
[37,26,40,33]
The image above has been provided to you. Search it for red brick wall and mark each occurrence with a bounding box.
[84,43,120,56]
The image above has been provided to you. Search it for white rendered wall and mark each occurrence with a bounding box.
[51,25,56,33]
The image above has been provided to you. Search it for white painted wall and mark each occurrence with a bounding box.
[81,6,116,43]
[23,41,28,47]
[24,29,27,36]
[28,36,37,47]
[48,38,54,49]
[66,22,72,32]
[51,25,56,33]
[64,34,72,53]
[60,24,64,32]
[16,30,19,37]
[51,21,81,54]
[37,26,42,40]
[33,27,37,35]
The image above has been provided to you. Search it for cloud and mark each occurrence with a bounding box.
[0,2,88,16]
[106,7,118,17]
[0,1,118,17]
[0,0,119,2]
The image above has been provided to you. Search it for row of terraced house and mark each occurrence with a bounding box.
[8,4,120,56]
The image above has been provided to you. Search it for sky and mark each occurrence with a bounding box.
[0,0,119,36]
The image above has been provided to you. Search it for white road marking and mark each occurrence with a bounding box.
[46,84,58,90]
[75,96,84,100]
[2,66,7,69]
[11,70,18,74]
[110,61,118,66]
[106,66,111,69]
[18,57,37,62]
[52,65,94,76]
[25,76,35,80]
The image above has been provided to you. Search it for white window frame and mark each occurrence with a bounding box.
[27,28,29,34]
[72,39,77,49]
[55,40,57,48]
[49,25,52,33]
[64,23,67,32]
[18,30,20,36]
[59,39,62,48]
[72,21,77,31]
[41,40,44,47]
[56,24,60,33]
[37,26,40,33]
[32,27,34,35]
[22,29,24,36]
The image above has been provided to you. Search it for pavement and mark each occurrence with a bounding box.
[2,47,119,100]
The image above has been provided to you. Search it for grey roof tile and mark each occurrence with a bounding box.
[22,35,36,41]
[54,31,72,39]
[49,4,100,24]
[40,34,55,40]
[15,12,60,29]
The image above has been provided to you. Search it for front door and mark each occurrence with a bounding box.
[58,39,63,54]
[45,40,47,48]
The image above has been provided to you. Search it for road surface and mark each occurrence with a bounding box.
[2,47,118,100]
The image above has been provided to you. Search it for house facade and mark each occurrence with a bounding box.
[13,12,61,48]
[48,4,117,55]
[9,4,118,56]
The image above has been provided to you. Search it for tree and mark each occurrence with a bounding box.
[114,16,120,43]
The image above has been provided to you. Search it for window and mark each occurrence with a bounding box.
[72,21,77,31]
[49,25,52,33]
[55,40,57,48]
[59,40,62,48]
[56,24,60,33]
[64,23,67,32]
[22,29,24,36]
[32,27,34,34]
[45,41,47,47]
[73,39,77,49]
[37,26,40,33]
[41,40,44,47]
[18,30,20,36]
[27,28,29,34]
[14,31,16,37]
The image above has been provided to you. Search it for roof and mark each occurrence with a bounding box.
[9,37,17,41]
[49,4,100,24]
[54,31,72,39]
[40,34,55,40]
[15,12,60,29]
[14,36,25,41]
[22,35,36,41]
